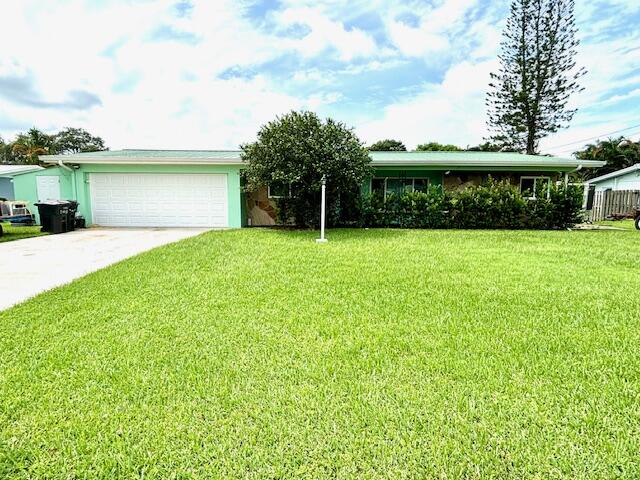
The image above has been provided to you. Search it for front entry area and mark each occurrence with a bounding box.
[89,173,228,227]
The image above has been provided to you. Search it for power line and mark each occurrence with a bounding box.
[545,122,640,150]
[550,129,640,155]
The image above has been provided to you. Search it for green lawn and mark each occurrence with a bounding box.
[0,223,45,243]
[1,229,639,478]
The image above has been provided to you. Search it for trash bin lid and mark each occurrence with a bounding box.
[34,200,71,206]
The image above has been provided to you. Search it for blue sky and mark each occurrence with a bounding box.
[0,0,638,155]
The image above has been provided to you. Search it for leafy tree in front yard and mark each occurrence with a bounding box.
[241,111,372,227]
[368,139,406,151]
[575,137,640,179]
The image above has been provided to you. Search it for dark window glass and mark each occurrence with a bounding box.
[520,178,535,196]
[414,179,429,193]
[268,181,289,198]
[371,178,385,196]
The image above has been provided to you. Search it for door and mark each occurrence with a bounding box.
[89,173,228,227]
[36,176,61,201]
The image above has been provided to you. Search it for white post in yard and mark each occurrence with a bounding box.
[316,175,328,243]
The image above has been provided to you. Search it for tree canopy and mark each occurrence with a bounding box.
[575,137,640,179]
[368,139,406,151]
[1,127,107,164]
[242,111,371,227]
[486,0,585,154]
[416,142,463,152]
[11,128,54,164]
[53,127,107,154]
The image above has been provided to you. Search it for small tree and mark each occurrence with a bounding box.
[486,0,585,154]
[416,142,463,152]
[368,139,406,151]
[242,111,371,228]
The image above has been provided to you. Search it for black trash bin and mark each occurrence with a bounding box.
[35,201,70,234]
[65,200,79,232]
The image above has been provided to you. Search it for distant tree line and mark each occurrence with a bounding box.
[367,139,509,152]
[0,127,107,165]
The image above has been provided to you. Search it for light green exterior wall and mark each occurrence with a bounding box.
[13,164,243,228]
[12,166,73,223]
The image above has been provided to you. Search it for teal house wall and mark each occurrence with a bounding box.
[0,178,14,199]
[12,166,73,223]
[13,164,243,228]
[72,164,242,227]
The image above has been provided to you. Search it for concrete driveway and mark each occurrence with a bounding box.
[0,228,210,311]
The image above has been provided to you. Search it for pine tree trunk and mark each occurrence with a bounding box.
[526,127,536,154]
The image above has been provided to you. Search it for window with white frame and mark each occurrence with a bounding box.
[267,181,290,198]
[371,178,430,197]
[520,176,551,199]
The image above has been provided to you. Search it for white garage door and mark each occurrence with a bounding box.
[89,173,228,227]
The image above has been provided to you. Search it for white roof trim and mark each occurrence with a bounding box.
[370,159,604,168]
[0,165,44,176]
[43,157,243,165]
[586,163,640,184]
[40,151,604,169]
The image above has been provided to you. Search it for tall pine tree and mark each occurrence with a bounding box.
[486,0,585,154]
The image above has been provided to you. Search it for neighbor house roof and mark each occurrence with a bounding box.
[585,163,640,184]
[0,164,43,177]
[40,149,604,169]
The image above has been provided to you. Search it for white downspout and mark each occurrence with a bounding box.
[57,159,78,201]
[57,158,73,172]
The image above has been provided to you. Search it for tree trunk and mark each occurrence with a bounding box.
[526,126,536,154]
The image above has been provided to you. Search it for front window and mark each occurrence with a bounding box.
[371,178,430,198]
[520,176,550,199]
[268,181,290,198]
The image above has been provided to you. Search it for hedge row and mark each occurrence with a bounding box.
[357,180,584,230]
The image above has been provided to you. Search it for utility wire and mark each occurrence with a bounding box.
[545,122,640,150]
[550,129,640,155]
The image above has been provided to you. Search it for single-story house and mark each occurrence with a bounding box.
[17,149,602,227]
[0,165,43,200]
[585,163,640,192]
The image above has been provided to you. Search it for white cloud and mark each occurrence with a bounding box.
[0,0,638,157]
[357,59,498,149]
[273,7,378,61]
[0,0,363,149]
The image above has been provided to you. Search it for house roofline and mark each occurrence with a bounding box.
[39,150,605,169]
[585,163,640,184]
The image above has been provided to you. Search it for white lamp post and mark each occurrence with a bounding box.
[316,175,328,243]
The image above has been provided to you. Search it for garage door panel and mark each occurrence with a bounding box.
[89,173,228,227]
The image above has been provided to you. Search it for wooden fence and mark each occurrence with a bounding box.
[587,189,639,222]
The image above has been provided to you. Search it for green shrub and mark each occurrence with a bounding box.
[361,179,583,230]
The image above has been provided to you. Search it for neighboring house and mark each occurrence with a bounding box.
[24,149,602,228]
[0,165,43,200]
[585,164,640,192]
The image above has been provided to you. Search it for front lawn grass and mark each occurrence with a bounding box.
[0,223,44,243]
[1,229,639,478]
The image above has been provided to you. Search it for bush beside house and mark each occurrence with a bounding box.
[356,180,583,230]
